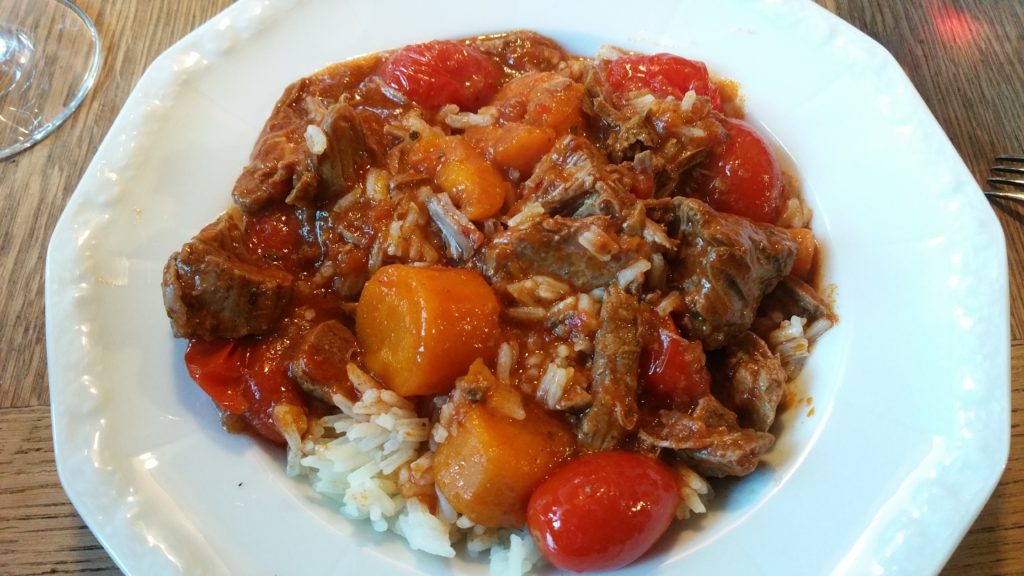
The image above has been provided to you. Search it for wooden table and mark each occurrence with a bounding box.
[1,1,1021,573]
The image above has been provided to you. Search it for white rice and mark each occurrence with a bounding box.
[656,290,683,317]
[595,44,626,61]
[647,253,667,291]
[504,306,547,323]
[496,342,518,384]
[643,219,676,249]
[768,315,810,379]
[577,226,619,261]
[616,258,652,289]
[294,363,536,574]
[441,105,498,129]
[777,196,813,229]
[506,202,545,228]
[506,275,571,307]
[674,463,713,520]
[365,168,390,201]
[536,362,574,409]
[383,197,441,265]
[679,89,698,113]
[305,124,328,155]
[805,316,833,341]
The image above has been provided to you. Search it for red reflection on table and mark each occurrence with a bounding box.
[925,3,984,47]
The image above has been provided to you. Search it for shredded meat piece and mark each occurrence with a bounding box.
[578,286,640,451]
[666,197,797,349]
[581,63,657,162]
[516,135,636,218]
[476,216,649,292]
[717,331,787,432]
[580,63,726,196]
[423,191,484,261]
[639,395,774,477]
[162,209,294,339]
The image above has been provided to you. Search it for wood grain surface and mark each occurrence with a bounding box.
[0,1,1020,574]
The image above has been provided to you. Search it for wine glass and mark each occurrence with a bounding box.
[0,0,101,159]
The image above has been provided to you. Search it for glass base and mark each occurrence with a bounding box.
[0,0,101,159]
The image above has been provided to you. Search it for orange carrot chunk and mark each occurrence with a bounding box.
[406,134,509,221]
[435,154,508,220]
[464,123,556,177]
[355,265,501,396]
[435,395,575,527]
[492,71,586,135]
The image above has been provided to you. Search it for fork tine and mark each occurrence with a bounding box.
[995,154,1024,163]
[992,166,1024,176]
[987,177,1024,189]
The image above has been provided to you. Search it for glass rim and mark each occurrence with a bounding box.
[0,0,103,160]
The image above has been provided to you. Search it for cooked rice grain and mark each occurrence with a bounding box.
[305,124,328,155]
[507,202,545,228]
[577,226,619,261]
[616,258,652,289]
[768,316,810,379]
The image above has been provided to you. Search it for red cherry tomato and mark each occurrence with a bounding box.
[185,339,250,414]
[185,337,304,444]
[527,452,680,572]
[243,337,307,443]
[687,118,783,223]
[603,53,721,109]
[641,318,711,404]
[379,40,502,110]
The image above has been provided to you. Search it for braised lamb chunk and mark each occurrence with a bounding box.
[639,395,775,477]
[666,197,797,349]
[716,331,787,432]
[294,101,372,207]
[578,285,640,451]
[643,97,725,195]
[288,320,360,403]
[581,63,656,163]
[476,216,649,292]
[232,129,314,213]
[517,135,636,218]
[162,210,294,340]
[232,58,382,213]
[470,30,566,74]
[581,62,725,197]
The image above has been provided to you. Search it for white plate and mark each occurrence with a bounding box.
[46,0,1010,574]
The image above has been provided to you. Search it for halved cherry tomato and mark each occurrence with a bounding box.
[185,339,250,414]
[243,337,307,443]
[603,53,721,109]
[686,117,783,223]
[185,337,305,444]
[379,40,502,110]
[641,317,711,404]
[527,451,680,572]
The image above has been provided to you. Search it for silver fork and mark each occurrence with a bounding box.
[986,155,1024,201]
